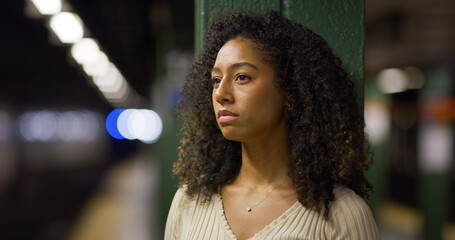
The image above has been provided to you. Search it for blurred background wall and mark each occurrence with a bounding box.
[365,1,455,239]
[0,0,454,240]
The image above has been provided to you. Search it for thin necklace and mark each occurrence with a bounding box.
[242,182,283,213]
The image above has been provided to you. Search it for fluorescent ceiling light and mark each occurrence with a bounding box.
[50,12,84,43]
[82,51,109,76]
[71,38,100,65]
[31,0,62,15]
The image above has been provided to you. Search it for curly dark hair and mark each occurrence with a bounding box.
[173,10,373,214]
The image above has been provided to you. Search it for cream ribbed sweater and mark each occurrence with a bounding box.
[165,187,379,240]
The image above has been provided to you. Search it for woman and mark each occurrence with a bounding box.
[165,10,379,240]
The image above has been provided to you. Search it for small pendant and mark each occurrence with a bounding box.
[246,207,252,212]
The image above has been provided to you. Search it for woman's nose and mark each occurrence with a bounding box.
[214,79,234,103]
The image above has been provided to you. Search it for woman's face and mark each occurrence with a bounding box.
[211,37,287,143]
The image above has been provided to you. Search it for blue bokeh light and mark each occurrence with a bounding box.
[105,109,125,140]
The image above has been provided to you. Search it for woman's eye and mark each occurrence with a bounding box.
[236,74,250,81]
[212,77,221,86]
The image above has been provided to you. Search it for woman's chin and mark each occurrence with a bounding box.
[220,130,243,142]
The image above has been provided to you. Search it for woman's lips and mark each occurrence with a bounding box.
[218,109,239,123]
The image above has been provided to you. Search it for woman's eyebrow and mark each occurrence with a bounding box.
[211,67,221,73]
[211,62,258,73]
[231,62,258,70]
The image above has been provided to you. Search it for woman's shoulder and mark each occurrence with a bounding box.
[330,186,373,218]
[332,187,365,206]
[169,186,218,213]
[326,186,380,239]
[169,186,200,209]
[165,187,221,239]
[166,187,197,222]
[173,187,187,202]
[165,187,202,239]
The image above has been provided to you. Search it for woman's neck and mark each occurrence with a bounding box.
[236,135,290,189]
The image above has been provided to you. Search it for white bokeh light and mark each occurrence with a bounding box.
[117,109,136,140]
[31,0,62,15]
[80,111,102,141]
[110,109,163,143]
[137,109,163,143]
[19,110,101,142]
[50,12,84,43]
[82,51,109,76]
[19,111,58,141]
[101,80,129,101]
[377,68,408,94]
[71,38,101,65]
[129,110,146,140]
[365,100,391,144]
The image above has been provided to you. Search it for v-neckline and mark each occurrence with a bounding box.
[216,192,301,240]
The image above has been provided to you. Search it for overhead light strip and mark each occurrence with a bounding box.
[28,0,142,108]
